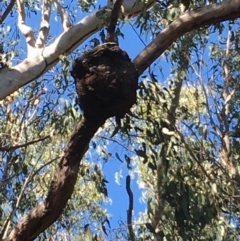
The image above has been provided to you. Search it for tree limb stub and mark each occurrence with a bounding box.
[133,0,240,75]
[7,117,106,241]
[107,0,124,42]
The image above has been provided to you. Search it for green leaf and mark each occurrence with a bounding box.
[135,149,146,158]
[145,223,155,233]
[110,125,120,138]
[115,152,123,163]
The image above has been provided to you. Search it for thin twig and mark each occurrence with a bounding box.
[97,135,134,153]
[31,157,58,178]
[0,0,16,24]
[126,175,135,241]
[36,0,52,48]
[0,135,51,152]
[52,0,71,32]
[107,0,123,42]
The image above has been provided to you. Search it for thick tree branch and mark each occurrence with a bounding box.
[0,0,16,24]
[0,11,105,99]
[1,0,240,100]
[16,0,35,50]
[52,0,71,32]
[7,117,106,241]
[36,0,52,48]
[133,0,240,75]
[0,0,151,100]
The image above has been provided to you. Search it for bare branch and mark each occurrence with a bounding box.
[52,0,71,32]
[0,0,16,24]
[16,0,35,49]
[0,10,104,99]
[126,175,135,241]
[35,0,52,48]
[0,135,51,152]
[107,0,124,42]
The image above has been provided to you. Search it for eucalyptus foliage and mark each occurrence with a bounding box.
[1,0,240,240]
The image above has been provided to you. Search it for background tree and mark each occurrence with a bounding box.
[1,0,240,240]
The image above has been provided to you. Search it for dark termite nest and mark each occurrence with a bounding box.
[71,43,138,121]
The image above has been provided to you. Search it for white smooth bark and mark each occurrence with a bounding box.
[1,0,240,100]
[0,11,104,99]
[0,0,156,99]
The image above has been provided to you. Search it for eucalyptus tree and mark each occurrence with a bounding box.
[1,0,240,241]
